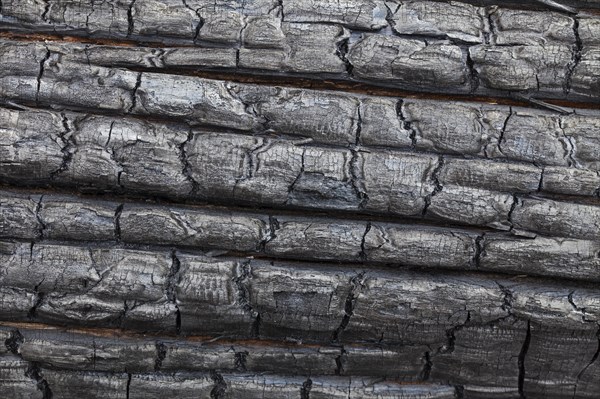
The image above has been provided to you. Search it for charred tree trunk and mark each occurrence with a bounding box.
[1,0,600,398]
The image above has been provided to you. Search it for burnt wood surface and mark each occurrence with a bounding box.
[1,0,600,398]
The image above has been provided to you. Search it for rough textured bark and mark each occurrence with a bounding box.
[1,0,600,397]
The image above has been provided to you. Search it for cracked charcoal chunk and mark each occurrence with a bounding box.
[488,110,570,166]
[0,356,43,399]
[391,1,487,43]
[0,41,48,102]
[438,158,541,193]
[0,241,177,330]
[39,59,138,112]
[489,8,576,45]
[175,256,257,335]
[427,185,514,230]
[133,73,261,131]
[120,205,269,251]
[579,17,600,46]
[2,2,600,395]
[522,324,599,398]
[246,261,355,341]
[79,45,238,71]
[283,0,388,30]
[0,193,41,239]
[401,100,506,156]
[264,218,366,261]
[39,197,117,241]
[19,330,157,372]
[571,47,600,99]
[359,97,412,148]
[348,35,470,90]
[470,44,573,93]
[541,167,600,196]
[430,320,528,392]
[480,235,600,281]
[236,85,360,145]
[41,369,128,399]
[64,114,193,196]
[132,0,199,39]
[361,150,436,215]
[0,108,67,184]
[0,287,36,321]
[511,198,600,241]
[239,23,350,74]
[363,224,477,269]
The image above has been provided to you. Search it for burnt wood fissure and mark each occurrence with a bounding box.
[1,0,600,397]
